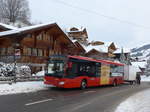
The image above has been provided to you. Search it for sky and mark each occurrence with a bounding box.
[28,0,150,48]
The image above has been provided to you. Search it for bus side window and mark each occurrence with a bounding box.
[96,63,101,77]
[72,63,78,74]
[66,62,78,76]
[110,65,124,76]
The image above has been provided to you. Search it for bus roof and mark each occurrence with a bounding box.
[68,55,124,66]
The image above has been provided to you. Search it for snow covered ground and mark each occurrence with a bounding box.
[141,75,150,82]
[115,89,150,112]
[115,75,150,112]
[0,75,149,96]
[0,81,51,96]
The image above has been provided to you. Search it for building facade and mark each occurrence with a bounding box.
[0,23,81,73]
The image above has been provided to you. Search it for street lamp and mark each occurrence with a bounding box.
[13,43,20,83]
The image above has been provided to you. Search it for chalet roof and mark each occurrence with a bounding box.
[0,29,20,37]
[85,42,113,53]
[67,27,86,33]
[0,22,57,37]
[85,42,130,55]
[74,41,86,52]
[18,22,56,32]
[0,23,18,30]
[85,45,106,53]
[0,22,77,49]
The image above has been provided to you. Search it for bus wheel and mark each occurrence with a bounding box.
[113,80,117,86]
[130,81,133,85]
[80,80,87,89]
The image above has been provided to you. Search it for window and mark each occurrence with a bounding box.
[49,35,53,42]
[79,64,96,75]
[110,65,124,76]
[0,48,6,55]
[44,33,51,41]
[38,49,43,56]
[7,47,14,55]
[47,62,64,75]
[49,49,53,56]
[48,63,54,74]
[44,50,47,56]
[32,48,37,56]
[23,48,31,56]
[95,63,101,76]
[69,62,96,76]
[27,48,32,55]
[37,33,43,40]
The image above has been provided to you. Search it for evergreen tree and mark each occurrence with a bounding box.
[145,58,150,76]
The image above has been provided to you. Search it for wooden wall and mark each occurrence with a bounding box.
[0,26,78,73]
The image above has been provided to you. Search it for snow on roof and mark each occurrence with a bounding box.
[18,22,56,32]
[104,42,113,47]
[0,22,56,37]
[71,40,77,43]
[85,42,113,53]
[85,42,131,54]
[67,27,85,33]
[0,23,18,30]
[131,61,147,68]
[114,48,131,53]
[85,44,108,53]
[0,29,19,37]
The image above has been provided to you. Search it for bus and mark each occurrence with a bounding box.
[44,55,124,89]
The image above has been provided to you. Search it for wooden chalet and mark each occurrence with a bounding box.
[0,23,79,73]
[67,27,88,43]
[85,49,108,59]
[85,42,117,60]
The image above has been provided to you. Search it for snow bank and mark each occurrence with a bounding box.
[0,62,31,77]
[115,89,150,112]
[33,71,45,76]
[0,81,50,96]
[141,75,150,82]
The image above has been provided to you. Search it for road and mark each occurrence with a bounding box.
[0,82,150,112]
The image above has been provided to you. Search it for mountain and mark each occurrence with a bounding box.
[131,44,150,61]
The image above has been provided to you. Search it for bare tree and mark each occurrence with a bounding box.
[0,0,30,25]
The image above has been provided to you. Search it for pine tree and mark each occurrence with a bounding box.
[145,58,150,76]
[120,48,126,64]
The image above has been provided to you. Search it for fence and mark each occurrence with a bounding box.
[0,76,44,84]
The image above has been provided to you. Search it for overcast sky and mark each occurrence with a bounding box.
[28,0,150,48]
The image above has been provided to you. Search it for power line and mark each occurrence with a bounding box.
[52,0,150,29]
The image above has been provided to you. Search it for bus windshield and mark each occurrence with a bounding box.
[47,61,64,77]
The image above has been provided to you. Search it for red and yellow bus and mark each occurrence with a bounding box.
[44,55,124,89]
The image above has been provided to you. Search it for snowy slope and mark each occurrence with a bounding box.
[131,44,150,61]
[141,75,150,82]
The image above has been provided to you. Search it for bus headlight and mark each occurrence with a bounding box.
[59,81,65,85]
